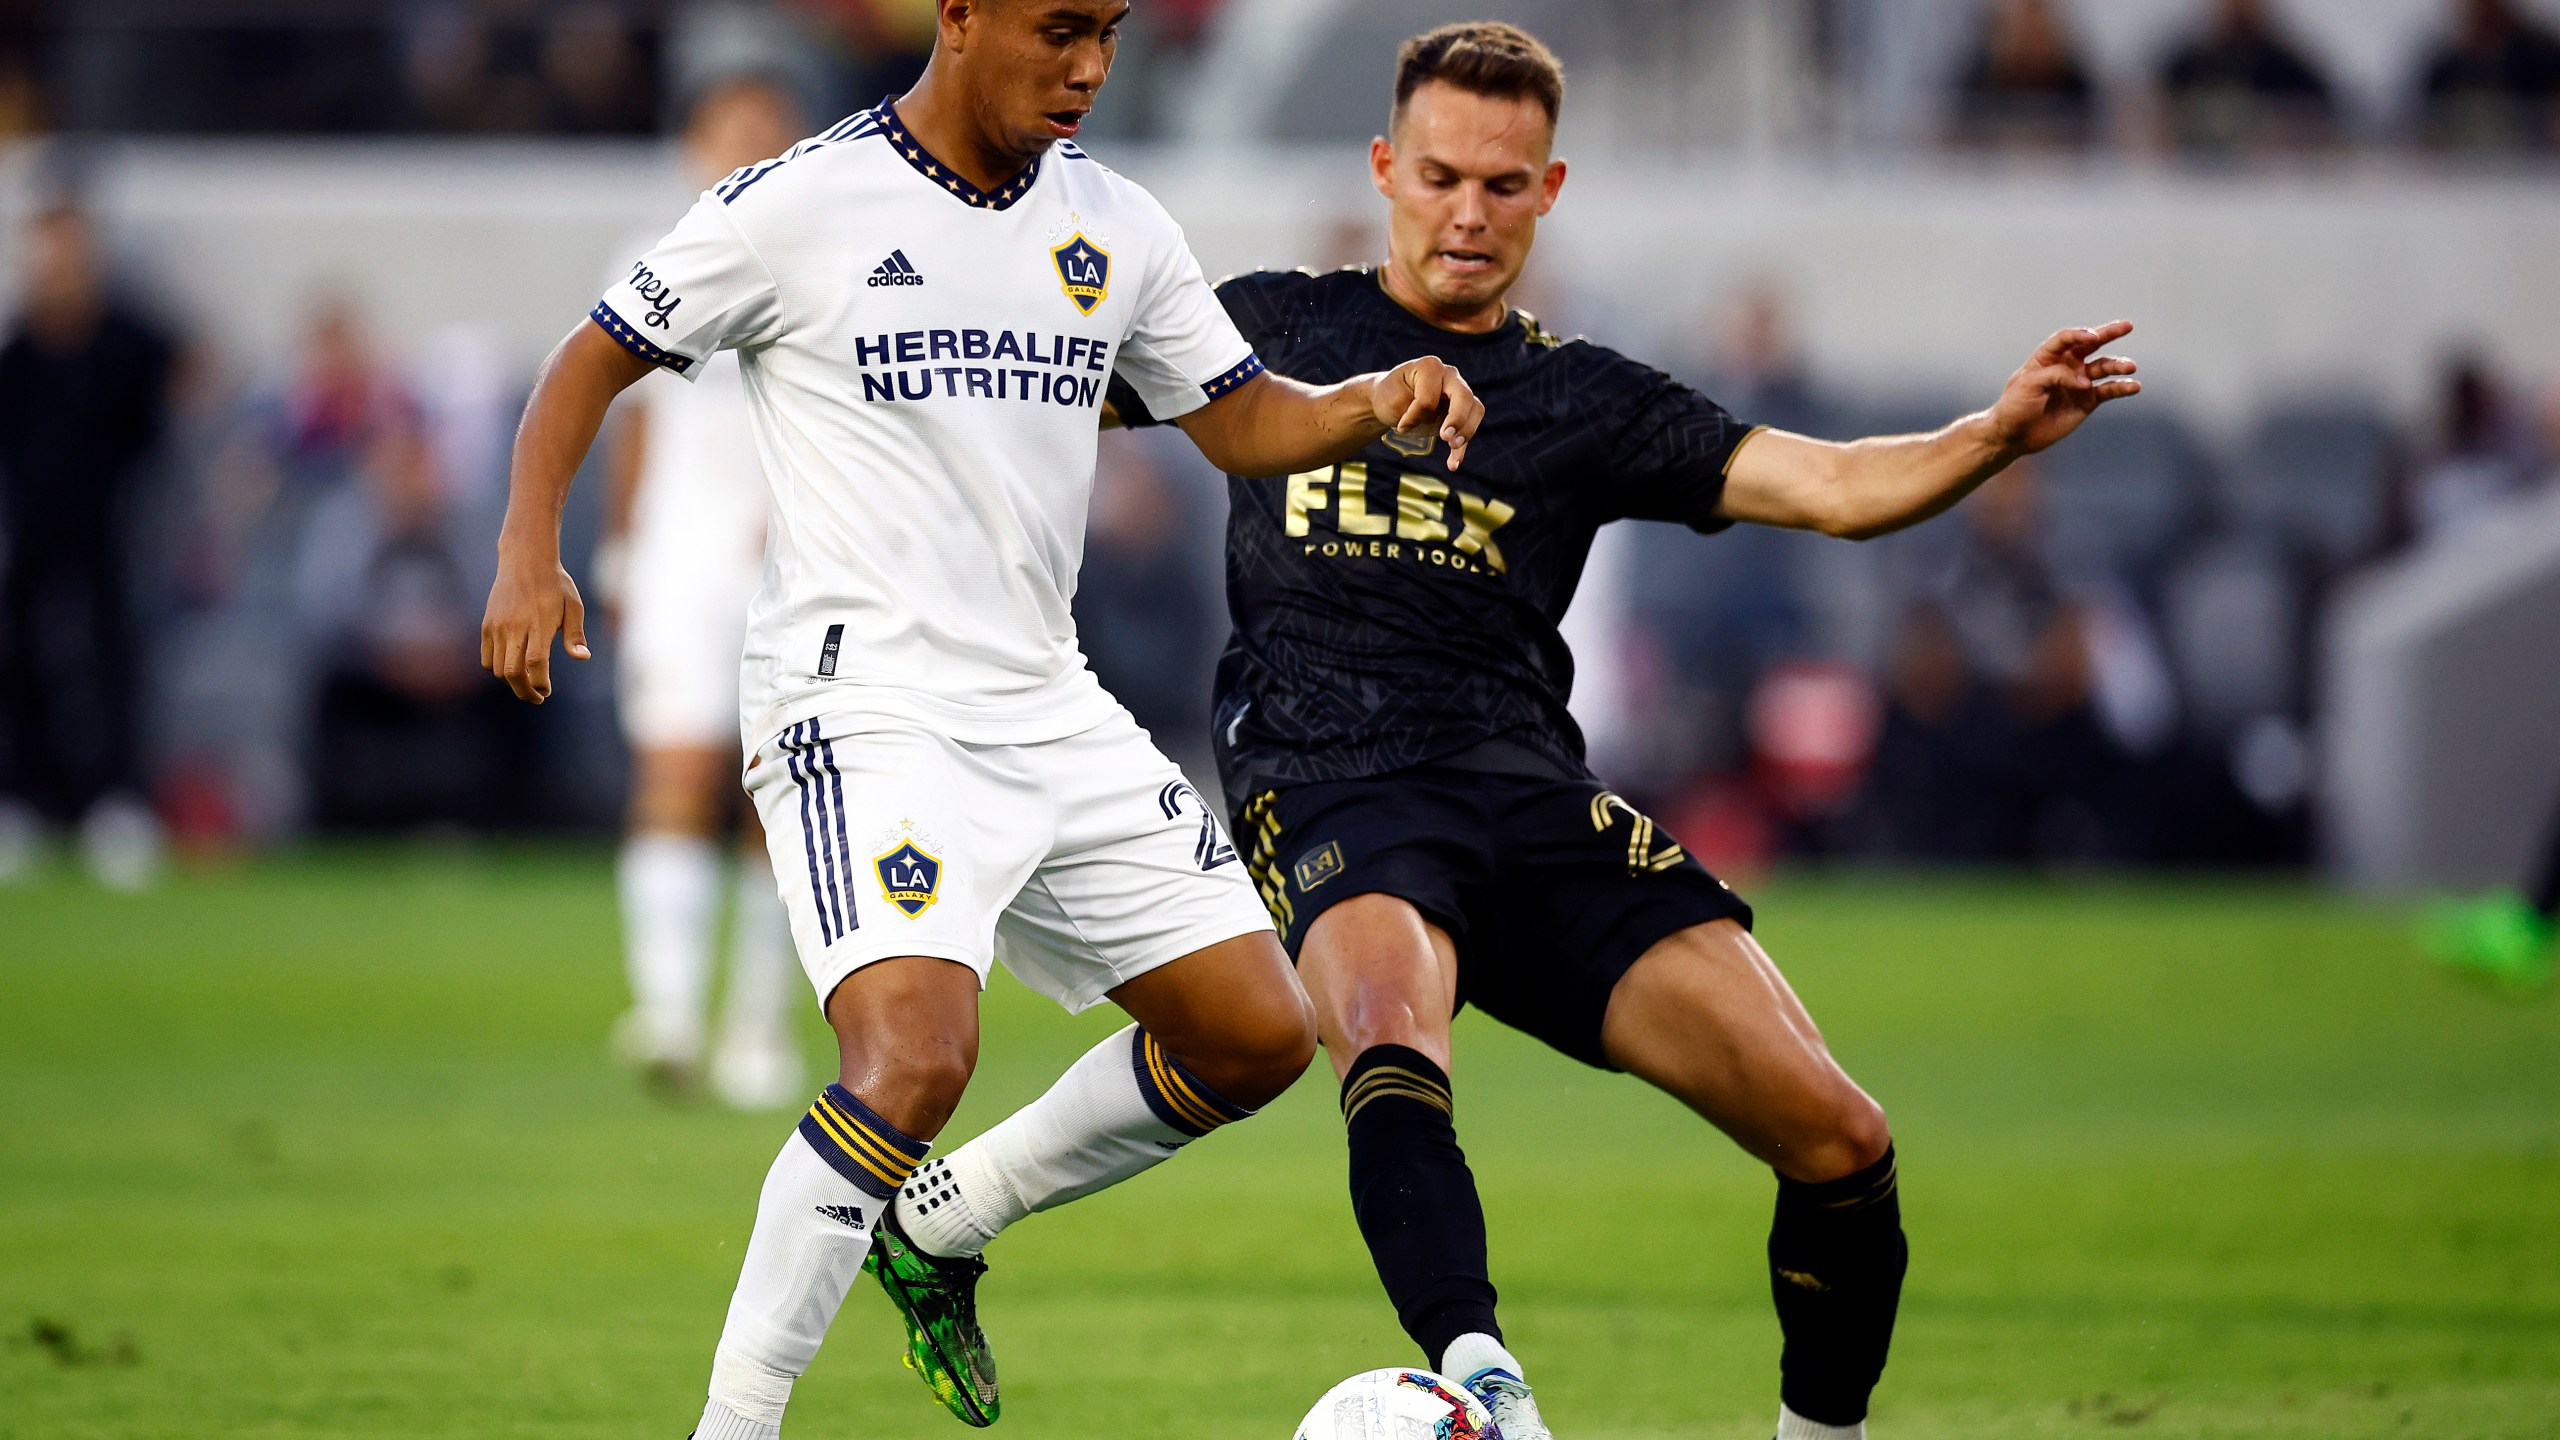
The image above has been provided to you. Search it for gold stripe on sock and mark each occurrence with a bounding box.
[1341,1065,1453,1123]
[1142,1035,1228,1132]
[820,1095,923,1186]
[808,1097,916,1190]
[1819,1160,1898,1209]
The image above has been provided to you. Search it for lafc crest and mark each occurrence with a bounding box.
[875,840,942,916]
[1052,233,1109,314]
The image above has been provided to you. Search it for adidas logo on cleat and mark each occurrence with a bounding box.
[817,1203,868,1228]
[868,250,925,287]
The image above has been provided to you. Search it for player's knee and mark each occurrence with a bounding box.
[1788,1090,1892,1184]
[836,1043,974,1137]
[1177,993,1318,1111]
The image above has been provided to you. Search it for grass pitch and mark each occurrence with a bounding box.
[2,850,2556,1439]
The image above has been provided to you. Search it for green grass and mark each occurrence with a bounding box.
[3,850,2556,1439]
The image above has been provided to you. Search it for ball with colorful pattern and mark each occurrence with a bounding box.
[1292,1368,1498,1440]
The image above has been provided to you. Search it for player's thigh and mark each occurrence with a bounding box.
[991,712,1272,1009]
[1233,773,1489,1079]
[1462,777,1751,1071]
[745,715,1040,1010]
[616,583,745,757]
[1600,918,1890,1183]
[1299,893,1462,1081]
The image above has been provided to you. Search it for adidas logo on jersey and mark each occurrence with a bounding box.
[867,250,925,288]
[815,1203,868,1229]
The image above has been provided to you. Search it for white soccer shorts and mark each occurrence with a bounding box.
[617,576,755,750]
[746,705,1273,1011]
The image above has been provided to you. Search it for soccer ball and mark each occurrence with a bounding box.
[1293,1368,1497,1440]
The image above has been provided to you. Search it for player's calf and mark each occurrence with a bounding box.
[693,958,978,1440]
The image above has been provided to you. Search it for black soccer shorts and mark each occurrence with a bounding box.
[1233,761,1753,1070]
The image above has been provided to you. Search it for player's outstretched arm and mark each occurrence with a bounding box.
[482,321,655,703]
[1171,356,1485,476]
[1718,322,2141,541]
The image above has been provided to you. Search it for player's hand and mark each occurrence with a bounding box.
[1984,322,2141,458]
[1370,355,1484,470]
[480,548,590,704]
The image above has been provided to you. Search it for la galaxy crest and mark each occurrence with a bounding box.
[875,837,942,917]
[1052,233,1109,315]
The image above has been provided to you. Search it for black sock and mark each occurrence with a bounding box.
[1341,1045,1500,1365]
[1769,1145,1907,1427]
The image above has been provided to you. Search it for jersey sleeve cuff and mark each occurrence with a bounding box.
[589,302,697,377]
[1199,352,1264,401]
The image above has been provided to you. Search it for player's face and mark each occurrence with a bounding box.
[944,0,1127,158]
[1372,82,1567,326]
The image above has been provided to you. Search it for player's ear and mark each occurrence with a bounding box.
[1368,136,1395,199]
[1536,158,1567,216]
[937,0,973,51]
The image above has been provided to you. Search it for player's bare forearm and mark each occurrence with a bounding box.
[482,321,654,702]
[1718,322,2140,541]
[1730,418,2013,541]
[1171,358,1484,476]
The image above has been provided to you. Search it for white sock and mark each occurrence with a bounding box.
[619,833,721,1062]
[1776,1404,1865,1440]
[710,865,808,1110]
[718,855,796,1048]
[895,1024,1250,1259]
[700,1085,928,1431]
[1440,1331,1524,1384]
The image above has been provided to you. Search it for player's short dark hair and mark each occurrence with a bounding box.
[1391,22,1565,131]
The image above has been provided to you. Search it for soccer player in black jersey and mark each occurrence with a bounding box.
[1110,22,2141,1440]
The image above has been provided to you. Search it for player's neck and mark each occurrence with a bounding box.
[1377,260,1509,336]
[893,75,1041,197]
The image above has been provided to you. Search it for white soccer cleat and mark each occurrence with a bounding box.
[80,794,162,892]
[1464,1367,1554,1440]
[709,1032,806,1111]
[611,1008,704,1099]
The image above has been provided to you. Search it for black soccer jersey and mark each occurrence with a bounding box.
[1109,266,1760,797]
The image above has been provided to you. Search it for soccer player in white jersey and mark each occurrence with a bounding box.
[478,2,1484,1434]
[599,75,810,1111]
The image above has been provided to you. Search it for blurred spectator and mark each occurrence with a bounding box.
[406,0,659,135]
[2156,0,2340,157]
[282,296,397,489]
[2418,0,2560,152]
[293,354,523,831]
[1952,0,2099,152]
[1075,432,1218,757]
[0,0,46,138]
[1697,283,1826,438]
[2407,353,2527,543]
[1862,460,2123,862]
[793,0,938,103]
[0,203,178,888]
[1149,0,1228,52]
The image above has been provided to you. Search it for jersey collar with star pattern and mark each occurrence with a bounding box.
[874,97,1044,211]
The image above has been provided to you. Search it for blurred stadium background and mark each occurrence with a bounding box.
[2,2,2557,1437]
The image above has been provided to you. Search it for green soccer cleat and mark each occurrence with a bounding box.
[865,1208,999,1426]
[2419,891,2557,991]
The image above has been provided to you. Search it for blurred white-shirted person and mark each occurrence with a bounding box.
[598,75,809,1108]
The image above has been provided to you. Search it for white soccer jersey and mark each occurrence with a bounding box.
[592,102,1264,750]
